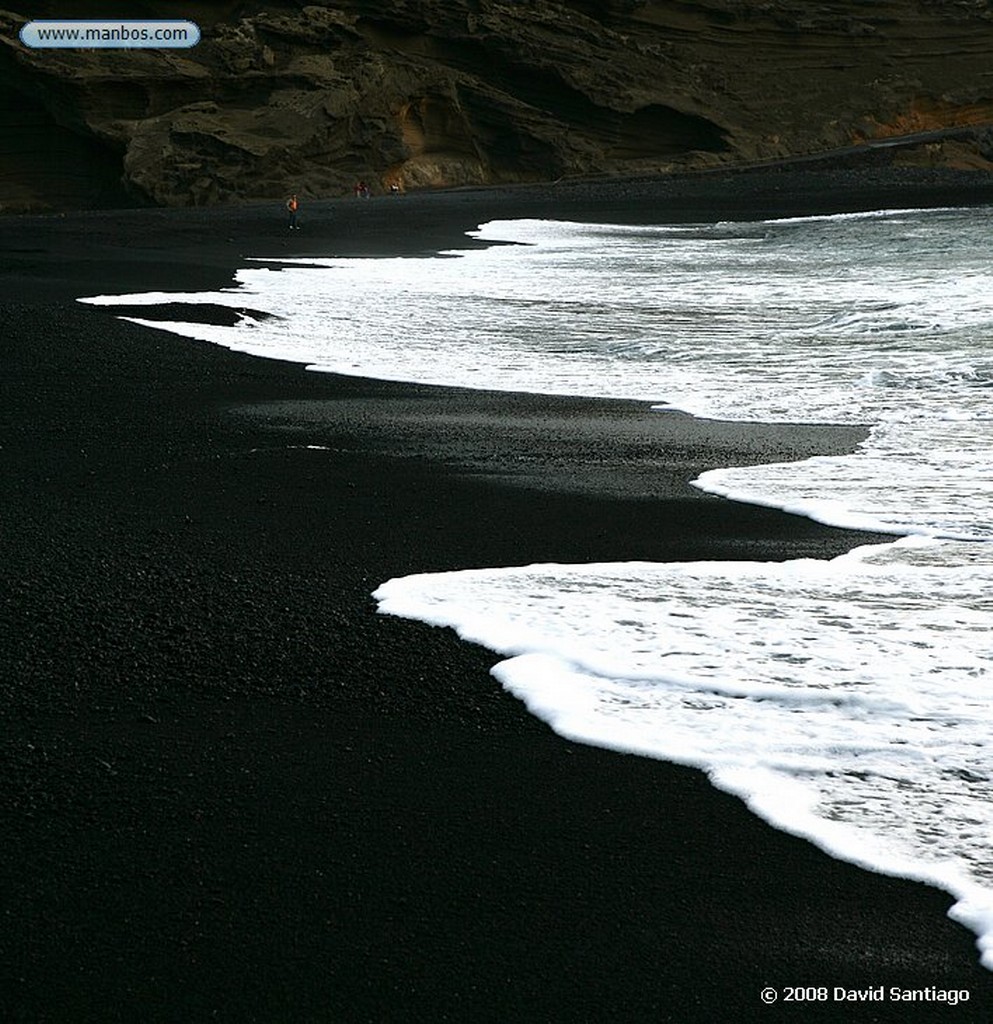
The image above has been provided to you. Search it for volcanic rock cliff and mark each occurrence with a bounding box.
[1,0,993,211]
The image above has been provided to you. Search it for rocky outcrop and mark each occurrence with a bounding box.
[1,0,993,211]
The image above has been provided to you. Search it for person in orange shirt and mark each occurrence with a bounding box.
[286,193,299,229]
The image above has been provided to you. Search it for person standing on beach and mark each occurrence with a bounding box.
[286,193,299,229]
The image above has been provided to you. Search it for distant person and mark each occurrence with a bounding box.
[286,193,299,229]
[355,181,370,199]
[389,181,401,196]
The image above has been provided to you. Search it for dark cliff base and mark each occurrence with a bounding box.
[3,169,993,1023]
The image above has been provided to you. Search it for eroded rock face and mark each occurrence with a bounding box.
[1,0,992,210]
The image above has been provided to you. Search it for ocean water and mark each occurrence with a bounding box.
[81,205,993,967]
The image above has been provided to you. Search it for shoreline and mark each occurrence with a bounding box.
[3,168,993,1021]
[6,162,993,301]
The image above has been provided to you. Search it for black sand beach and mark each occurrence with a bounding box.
[3,169,993,1022]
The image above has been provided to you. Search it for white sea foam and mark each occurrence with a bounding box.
[81,207,993,542]
[374,536,993,967]
[81,205,993,966]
